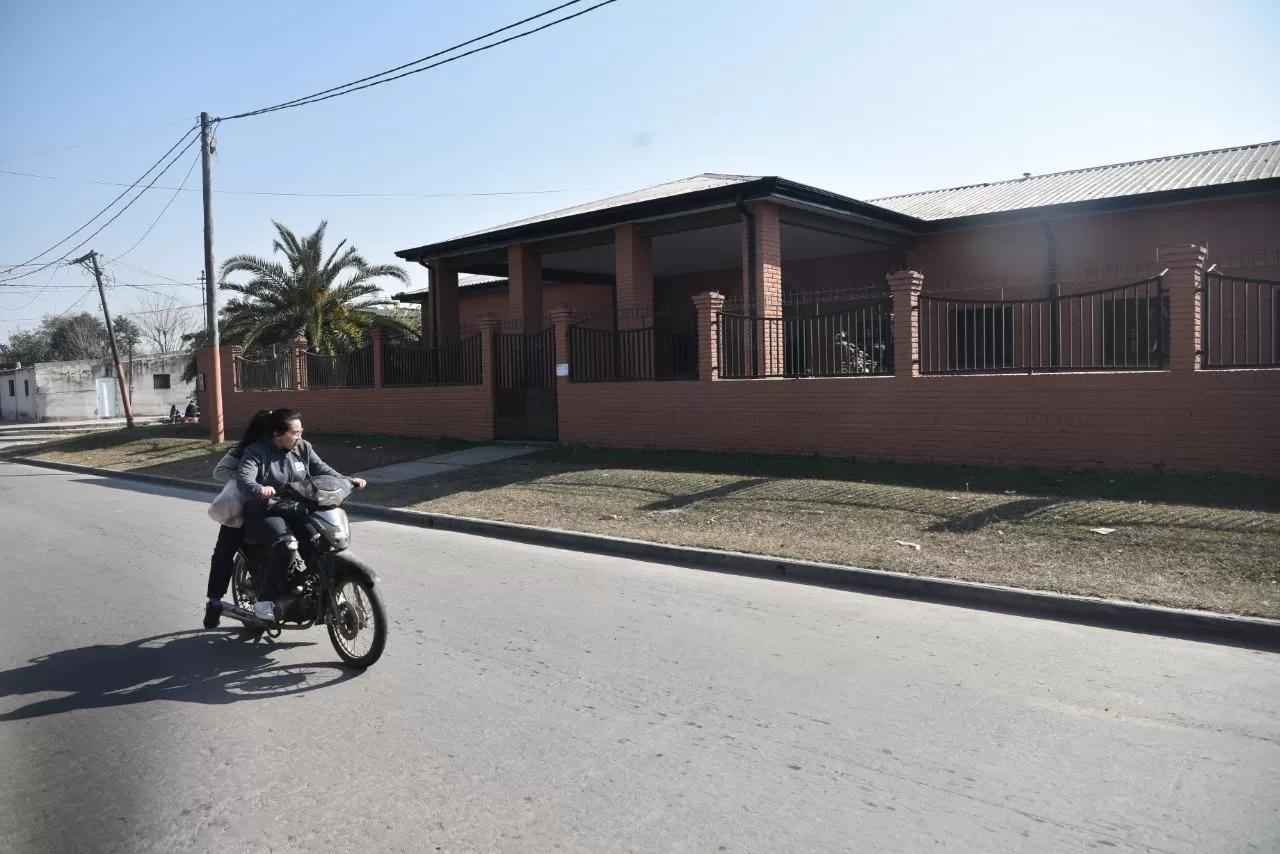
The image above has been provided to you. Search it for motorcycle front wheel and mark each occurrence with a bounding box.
[327,577,387,669]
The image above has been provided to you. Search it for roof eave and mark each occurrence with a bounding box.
[395,177,930,262]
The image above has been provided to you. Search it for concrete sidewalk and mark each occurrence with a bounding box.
[351,444,541,483]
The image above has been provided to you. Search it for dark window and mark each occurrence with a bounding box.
[1103,297,1165,367]
[6,380,13,396]
[949,306,1014,371]
[153,373,171,390]
[23,380,29,396]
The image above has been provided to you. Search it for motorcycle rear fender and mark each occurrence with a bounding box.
[323,551,379,587]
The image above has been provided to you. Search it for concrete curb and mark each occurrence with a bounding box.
[12,454,1280,650]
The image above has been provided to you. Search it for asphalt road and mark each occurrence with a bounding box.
[1,460,1277,854]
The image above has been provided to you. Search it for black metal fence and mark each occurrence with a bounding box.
[716,301,893,379]
[918,277,1167,374]
[233,351,292,391]
[304,347,374,388]
[1203,273,1279,368]
[568,325,698,382]
[382,335,483,386]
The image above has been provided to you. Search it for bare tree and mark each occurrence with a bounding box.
[135,293,199,355]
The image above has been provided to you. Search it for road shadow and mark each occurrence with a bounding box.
[0,630,360,721]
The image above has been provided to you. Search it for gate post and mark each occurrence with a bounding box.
[477,314,502,395]
[692,291,726,382]
[888,270,924,380]
[549,306,575,385]
[289,336,309,390]
[371,328,385,388]
[1158,244,1208,372]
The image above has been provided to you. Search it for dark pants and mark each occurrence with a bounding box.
[244,511,304,603]
[207,524,245,599]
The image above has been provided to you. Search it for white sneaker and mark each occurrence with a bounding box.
[253,601,277,622]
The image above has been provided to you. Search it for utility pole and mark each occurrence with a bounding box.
[201,112,225,443]
[73,250,135,428]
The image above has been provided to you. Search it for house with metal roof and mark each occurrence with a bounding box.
[396,140,1278,340]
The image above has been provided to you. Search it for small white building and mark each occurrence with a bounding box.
[0,352,194,422]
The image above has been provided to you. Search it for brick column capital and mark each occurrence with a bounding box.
[475,313,502,333]
[1158,243,1209,269]
[887,269,924,294]
[691,291,726,313]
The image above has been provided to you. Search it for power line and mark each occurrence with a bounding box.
[108,147,201,263]
[219,0,619,120]
[0,125,199,283]
[0,166,609,198]
[0,117,192,164]
[0,129,200,287]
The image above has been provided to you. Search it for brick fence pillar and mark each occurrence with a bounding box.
[888,270,924,380]
[289,337,308,390]
[477,313,502,396]
[549,306,575,387]
[692,291,726,382]
[1159,243,1208,372]
[371,328,384,388]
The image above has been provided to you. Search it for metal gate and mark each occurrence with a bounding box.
[493,327,558,442]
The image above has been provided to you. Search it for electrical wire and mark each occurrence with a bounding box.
[0,130,200,286]
[108,147,201,263]
[0,117,192,164]
[0,125,199,282]
[0,166,608,198]
[220,0,618,120]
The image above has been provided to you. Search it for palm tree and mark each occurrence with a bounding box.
[219,221,411,353]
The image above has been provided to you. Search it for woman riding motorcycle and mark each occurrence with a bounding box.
[234,408,366,622]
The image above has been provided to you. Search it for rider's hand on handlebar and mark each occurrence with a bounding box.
[350,477,367,491]
[258,485,277,499]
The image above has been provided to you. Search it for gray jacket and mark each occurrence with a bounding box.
[213,449,240,484]
[235,439,343,501]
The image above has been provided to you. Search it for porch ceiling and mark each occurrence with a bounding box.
[452,222,897,281]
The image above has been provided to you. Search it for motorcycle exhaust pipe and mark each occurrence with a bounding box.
[217,601,270,627]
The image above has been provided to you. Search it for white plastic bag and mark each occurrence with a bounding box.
[207,480,244,528]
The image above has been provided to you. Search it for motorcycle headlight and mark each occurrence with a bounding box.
[313,509,350,550]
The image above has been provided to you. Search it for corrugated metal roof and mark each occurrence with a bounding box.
[395,273,506,299]
[451,173,760,239]
[870,140,1280,221]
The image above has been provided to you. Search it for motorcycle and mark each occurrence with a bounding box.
[215,475,388,669]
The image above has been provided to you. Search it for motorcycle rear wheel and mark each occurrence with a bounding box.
[231,553,265,638]
[327,577,387,669]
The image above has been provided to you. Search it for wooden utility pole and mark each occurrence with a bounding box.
[200,112,225,443]
[73,250,135,427]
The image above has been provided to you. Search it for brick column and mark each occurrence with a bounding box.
[692,291,726,382]
[615,224,654,330]
[508,243,543,333]
[477,313,502,396]
[742,200,783,376]
[888,270,924,380]
[289,336,309,390]
[434,262,461,346]
[549,306,575,386]
[1159,243,1208,372]
[371,328,384,388]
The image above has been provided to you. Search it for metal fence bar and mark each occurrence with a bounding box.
[918,277,1167,374]
[233,353,293,391]
[569,325,698,382]
[303,347,374,388]
[1203,273,1280,368]
[382,335,482,386]
[715,301,892,380]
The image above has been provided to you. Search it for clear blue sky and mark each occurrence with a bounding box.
[2,0,1277,340]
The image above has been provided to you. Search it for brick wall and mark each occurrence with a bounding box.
[195,347,493,441]
[556,370,1280,476]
